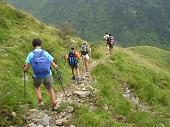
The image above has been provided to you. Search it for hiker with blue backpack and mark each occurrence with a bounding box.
[23,39,58,110]
[65,47,81,84]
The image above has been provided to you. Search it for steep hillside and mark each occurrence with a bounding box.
[1,2,170,127]
[75,46,170,127]
[6,0,170,50]
[0,3,82,126]
[128,46,170,70]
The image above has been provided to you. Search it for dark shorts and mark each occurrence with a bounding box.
[70,63,79,70]
[33,75,53,90]
[109,45,113,49]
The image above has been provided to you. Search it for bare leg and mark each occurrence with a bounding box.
[75,67,80,84]
[48,88,57,106]
[84,58,89,71]
[105,42,108,49]
[71,67,76,80]
[76,68,80,78]
[72,68,75,77]
[35,87,42,103]
[109,45,113,54]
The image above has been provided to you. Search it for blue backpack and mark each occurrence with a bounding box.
[31,50,51,77]
[68,51,78,66]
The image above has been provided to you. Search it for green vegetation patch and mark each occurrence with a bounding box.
[71,105,123,127]
[71,47,170,126]
[0,3,83,126]
[128,46,170,70]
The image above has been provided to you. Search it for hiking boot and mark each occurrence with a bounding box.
[38,101,44,107]
[72,76,76,80]
[37,101,44,109]
[52,103,59,111]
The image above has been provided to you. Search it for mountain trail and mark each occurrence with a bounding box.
[14,51,157,127]
[22,57,102,127]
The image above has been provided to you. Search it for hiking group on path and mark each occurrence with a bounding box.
[23,34,116,111]
[104,32,116,54]
[23,39,91,111]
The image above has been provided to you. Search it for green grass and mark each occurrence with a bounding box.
[0,3,84,126]
[70,47,170,127]
[1,2,170,127]
[90,42,107,60]
[128,46,170,70]
[71,105,123,127]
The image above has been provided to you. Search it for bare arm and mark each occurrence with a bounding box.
[89,47,91,53]
[51,61,58,70]
[23,64,30,72]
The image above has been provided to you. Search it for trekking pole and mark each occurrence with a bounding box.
[56,69,66,96]
[23,71,26,100]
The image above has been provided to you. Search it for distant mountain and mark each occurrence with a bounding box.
[6,0,170,50]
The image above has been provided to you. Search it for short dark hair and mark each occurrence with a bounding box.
[32,39,42,47]
[105,32,108,34]
[109,34,112,36]
[71,47,75,50]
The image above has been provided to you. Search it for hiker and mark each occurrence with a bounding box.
[81,41,91,72]
[23,39,58,110]
[103,32,110,48]
[107,34,115,54]
[65,47,81,84]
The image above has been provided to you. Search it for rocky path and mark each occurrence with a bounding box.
[122,83,152,113]
[16,53,157,127]
[23,60,99,127]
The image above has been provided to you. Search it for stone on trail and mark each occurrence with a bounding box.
[55,117,68,126]
[73,91,91,98]
[81,87,88,91]
[38,114,50,126]
[12,112,17,117]
[28,108,38,112]
[37,125,43,127]
[60,111,68,118]
[89,85,95,91]
[28,123,38,127]
[27,110,46,122]
[64,106,74,113]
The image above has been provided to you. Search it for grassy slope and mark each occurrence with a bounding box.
[1,3,170,127]
[0,3,83,126]
[128,46,170,70]
[70,46,170,127]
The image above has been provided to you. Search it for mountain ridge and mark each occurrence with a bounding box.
[5,0,170,50]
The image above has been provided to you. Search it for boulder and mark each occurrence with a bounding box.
[39,114,50,126]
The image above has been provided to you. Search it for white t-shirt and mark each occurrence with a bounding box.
[104,34,109,41]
